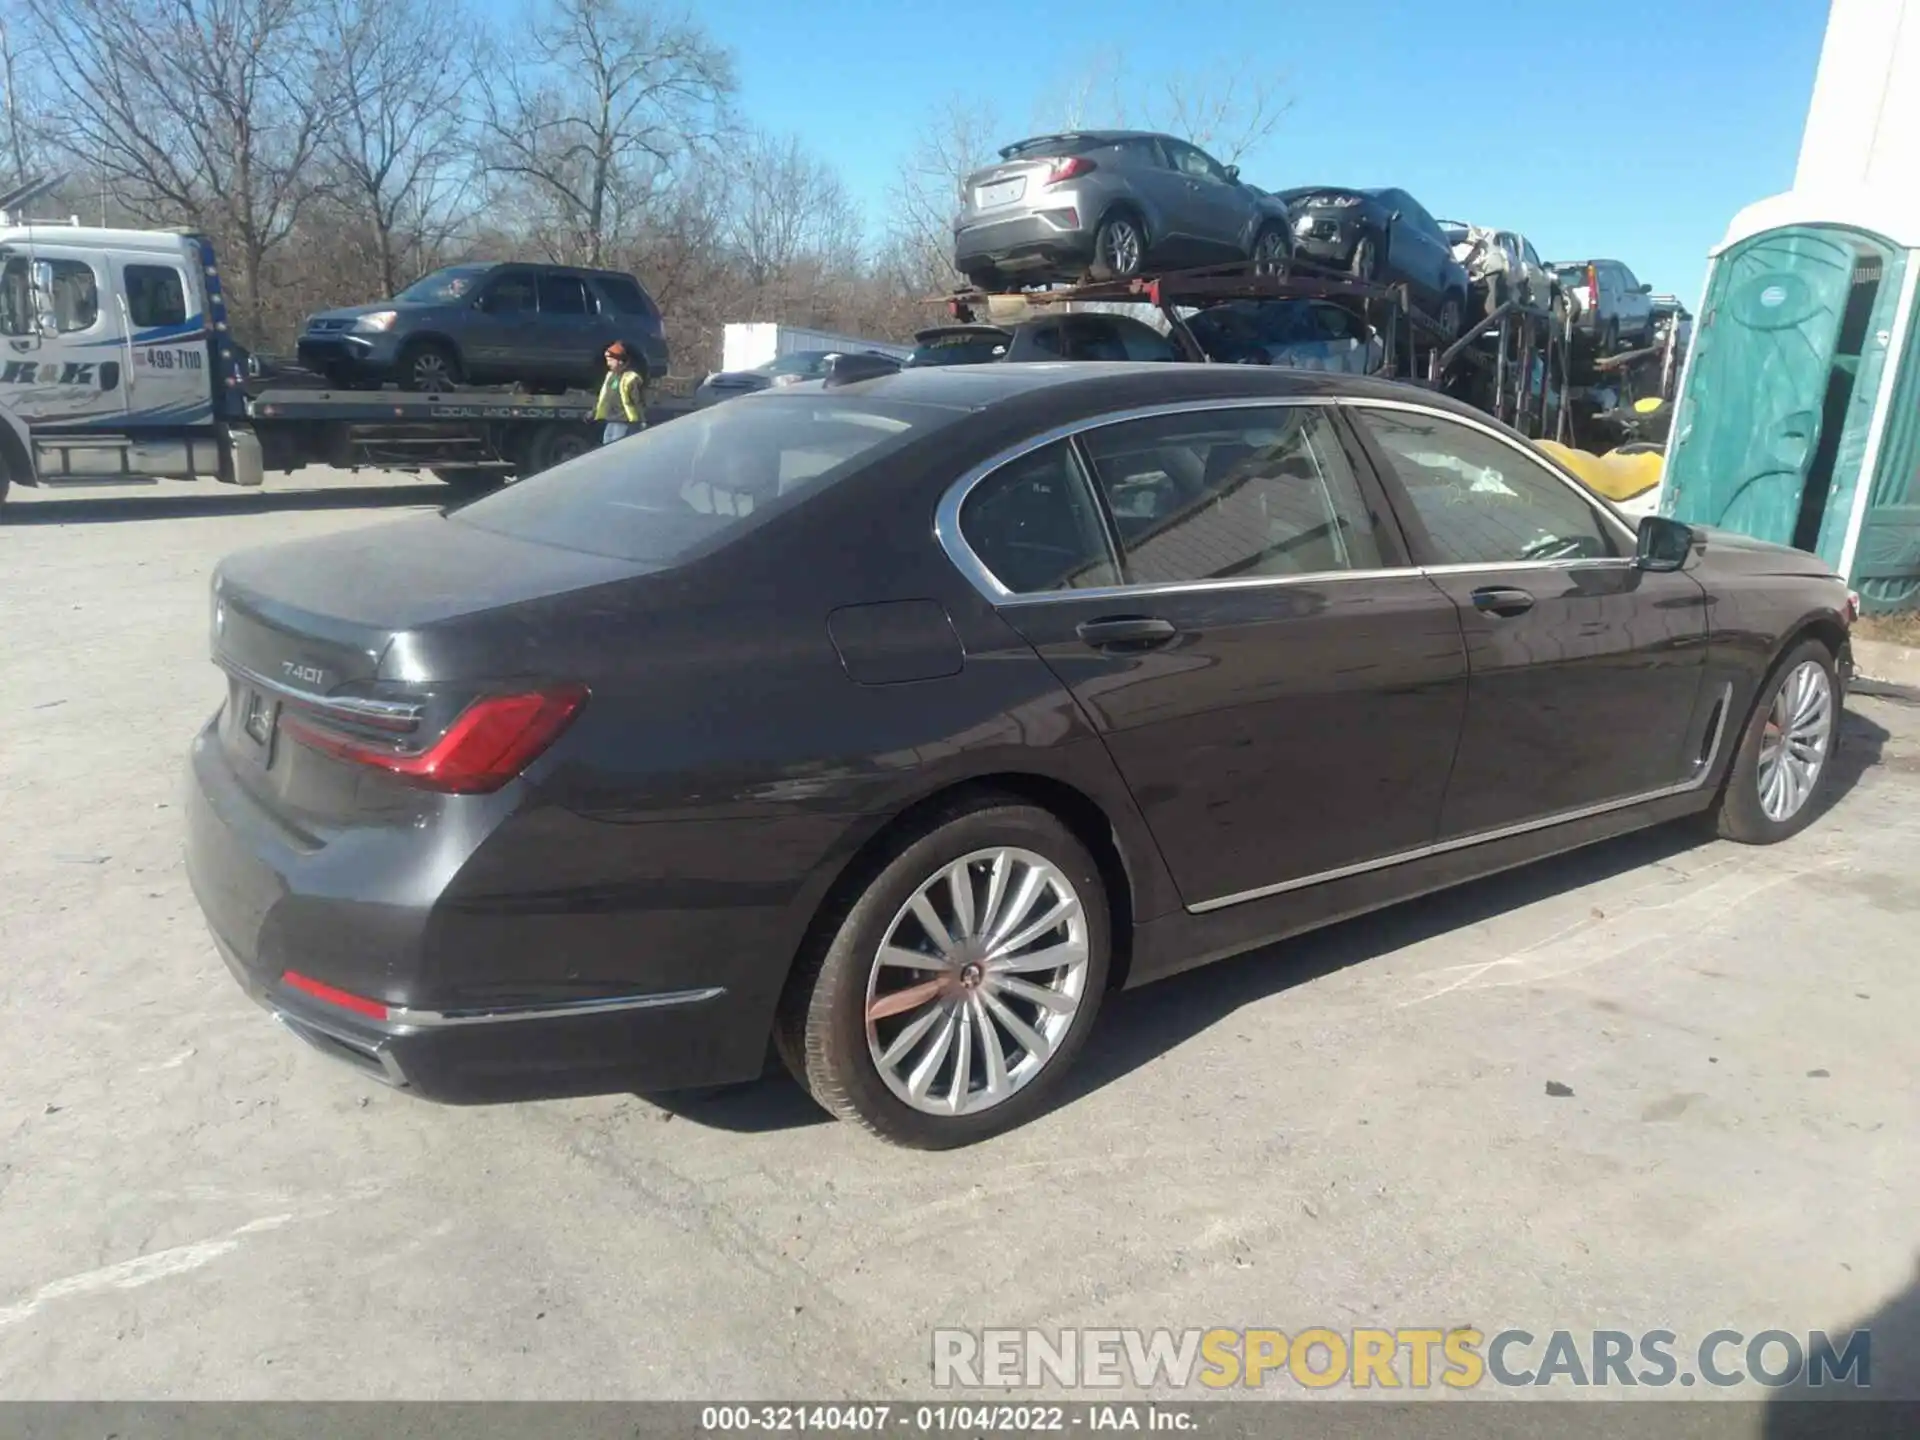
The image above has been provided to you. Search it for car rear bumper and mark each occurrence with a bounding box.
[954,209,1094,273]
[184,718,779,1102]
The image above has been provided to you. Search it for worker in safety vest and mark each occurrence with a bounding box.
[594,341,647,444]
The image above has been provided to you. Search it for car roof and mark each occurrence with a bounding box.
[812,360,1495,420]
[1000,129,1171,154]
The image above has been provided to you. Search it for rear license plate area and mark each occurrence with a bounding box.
[976,178,1025,209]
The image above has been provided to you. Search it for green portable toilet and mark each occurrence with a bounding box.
[1660,188,1920,614]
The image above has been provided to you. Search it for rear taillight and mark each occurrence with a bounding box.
[282,969,389,1021]
[1845,590,1861,625]
[282,685,588,794]
[1586,263,1599,304]
[1044,156,1095,185]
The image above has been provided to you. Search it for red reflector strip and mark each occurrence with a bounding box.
[282,969,389,1020]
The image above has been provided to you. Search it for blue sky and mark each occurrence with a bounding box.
[699,0,1832,307]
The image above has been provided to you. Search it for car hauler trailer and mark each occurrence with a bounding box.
[0,215,603,511]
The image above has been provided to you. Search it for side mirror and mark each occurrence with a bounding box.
[1224,164,1241,183]
[30,258,58,336]
[1636,283,1653,295]
[1635,514,1695,571]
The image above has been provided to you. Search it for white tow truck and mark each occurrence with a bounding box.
[0,190,604,511]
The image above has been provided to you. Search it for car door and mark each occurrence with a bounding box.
[1308,302,1371,373]
[1162,141,1247,260]
[118,256,207,424]
[1616,263,1652,339]
[534,270,600,381]
[1344,401,1715,841]
[948,400,1469,908]
[0,247,127,425]
[463,267,538,378]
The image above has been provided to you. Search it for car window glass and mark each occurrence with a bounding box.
[126,264,189,327]
[37,259,101,332]
[1351,408,1617,564]
[537,273,593,316]
[1025,324,1066,358]
[456,396,954,566]
[1116,137,1167,168]
[1118,322,1176,362]
[1312,305,1355,341]
[1065,317,1129,362]
[1168,142,1226,183]
[479,273,536,314]
[958,440,1120,595]
[0,259,29,336]
[594,274,658,317]
[1080,405,1385,583]
[1522,239,1543,268]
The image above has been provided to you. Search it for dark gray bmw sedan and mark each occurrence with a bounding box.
[185,363,1855,1147]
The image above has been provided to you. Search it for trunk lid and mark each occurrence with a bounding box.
[962,159,1052,214]
[208,515,642,827]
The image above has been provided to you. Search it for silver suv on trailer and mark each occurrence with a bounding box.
[953,130,1295,292]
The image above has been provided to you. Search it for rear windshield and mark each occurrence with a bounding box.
[1554,264,1590,284]
[906,332,1009,367]
[451,397,957,565]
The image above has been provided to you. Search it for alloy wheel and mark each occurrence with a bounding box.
[864,847,1090,1117]
[410,350,454,390]
[1756,660,1833,823]
[1253,230,1289,275]
[1102,221,1143,277]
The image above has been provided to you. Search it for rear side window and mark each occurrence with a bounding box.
[958,441,1119,595]
[455,397,955,565]
[1080,405,1384,582]
[538,273,593,316]
[594,274,659,318]
[127,265,188,326]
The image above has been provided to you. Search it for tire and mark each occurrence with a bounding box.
[776,797,1112,1148]
[1437,294,1463,340]
[526,423,597,475]
[1250,224,1291,276]
[1706,638,1840,845]
[1349,234,1377,282]
[1089,212,1146,280]
[1601,320,1621,357]
[398,339,461,392]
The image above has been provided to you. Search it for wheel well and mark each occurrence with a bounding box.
[1779,616,1850,672]
[398,333,459,362]
[788,774,1140,1003]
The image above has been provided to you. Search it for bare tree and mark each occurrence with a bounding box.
[1044,53,1290,165]
[322,0,476,296]
[478,0,734,267]
[0,20,43,189]
[23,0,342,341]
[883,94,1004,295]
[727,130,860,288]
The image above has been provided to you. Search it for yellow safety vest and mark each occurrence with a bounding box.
[594,369,645,423]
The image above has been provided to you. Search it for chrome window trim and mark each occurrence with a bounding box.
[934,394,1391,604]
[1189,682,1735,914]
[935,392,1646,605]
[1333,395,1642,554]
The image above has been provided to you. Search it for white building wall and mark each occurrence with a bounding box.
[1794,0,1920,191]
